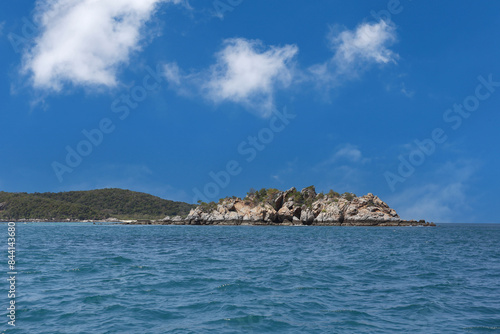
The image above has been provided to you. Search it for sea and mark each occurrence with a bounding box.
[2,223,500,333]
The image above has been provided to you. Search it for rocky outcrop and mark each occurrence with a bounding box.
[148,187,435,227]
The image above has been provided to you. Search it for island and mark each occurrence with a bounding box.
[126,186,435,227]
[0,187,435,226]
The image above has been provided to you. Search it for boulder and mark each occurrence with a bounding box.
[301,186,317,199]
[300,209,315,225]
[293,207,302,219]
[277,206,293,222]
[225,212,241,221]
[274,192,284,210]
[234,201,253,216]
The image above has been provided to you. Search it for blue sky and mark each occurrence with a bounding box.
[1,0,500,223]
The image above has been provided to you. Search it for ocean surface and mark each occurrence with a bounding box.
[2,223,500,333]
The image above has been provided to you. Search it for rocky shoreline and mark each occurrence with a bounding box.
[123,187,436,227]
[122,219,434,227]
[2,187,436,227]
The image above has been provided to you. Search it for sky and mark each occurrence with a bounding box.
[1,0,500,223]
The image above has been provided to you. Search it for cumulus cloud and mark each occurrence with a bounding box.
[161,21,397,117]
[203,38,298,116]
[162,38,298,117]
[23,0,182,91]
[331,20,398,69]
[310,20,398,87]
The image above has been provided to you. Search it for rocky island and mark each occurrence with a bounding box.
[127,186,435,227]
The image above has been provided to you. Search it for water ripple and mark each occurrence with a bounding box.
[4,223,500,333]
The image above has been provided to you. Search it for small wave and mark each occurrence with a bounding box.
[207,314,294,330]
[111,256,133,263]
[82,294,115,304]
[177,300,223,312]
[21,270,43,274]
[59,311,77,319]
[223,315,266,325]
[104,304,127,312]
[464,326,500,331]
[326,309,370,316]
[294,286,330,291]
[131,265,154,270]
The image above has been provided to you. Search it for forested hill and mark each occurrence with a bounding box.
[0,188,195,221]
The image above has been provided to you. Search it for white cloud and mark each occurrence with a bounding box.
[333,144,363,162]
[161,21,397,117]
[311,144,371,193]
[23,0,182,91]
[162,38,298,117]
[400,82,415,98]
[163,62,182,86]
[162,61,201,98]
[203,38,298,117]
[331,20,398,69]
[388,161,476,223]
[385,81,415,98]
[316,144,369,168]
[310,20,398,87]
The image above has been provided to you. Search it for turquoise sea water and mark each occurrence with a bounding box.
[2,223,500,333]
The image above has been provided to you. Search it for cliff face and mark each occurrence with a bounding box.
[174,187,434,227]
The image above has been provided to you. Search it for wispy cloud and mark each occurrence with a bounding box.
[0,21,5,37]
[23,0,182,92]
[312,144,371,194]
[400,82,415,98]
[388,161,477,223]
[310,20,398,88]
[163,62,182,86]
[271,158,299,184]
[385,80,415,98]
[332,144,363,162]
[316,144,369,169]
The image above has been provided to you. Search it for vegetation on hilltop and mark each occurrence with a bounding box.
[0,189,195,220]
[195,186,358,211]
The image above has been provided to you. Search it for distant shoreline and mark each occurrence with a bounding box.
[122,219,435,227]
[1,219,435,226]
[0,187,437,226]
[181,187,437,227]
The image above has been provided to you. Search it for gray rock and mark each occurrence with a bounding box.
[176,189,426,227]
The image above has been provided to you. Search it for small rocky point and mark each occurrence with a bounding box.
[124,186,435,227]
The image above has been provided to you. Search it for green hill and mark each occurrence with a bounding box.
[0,189,195,221]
